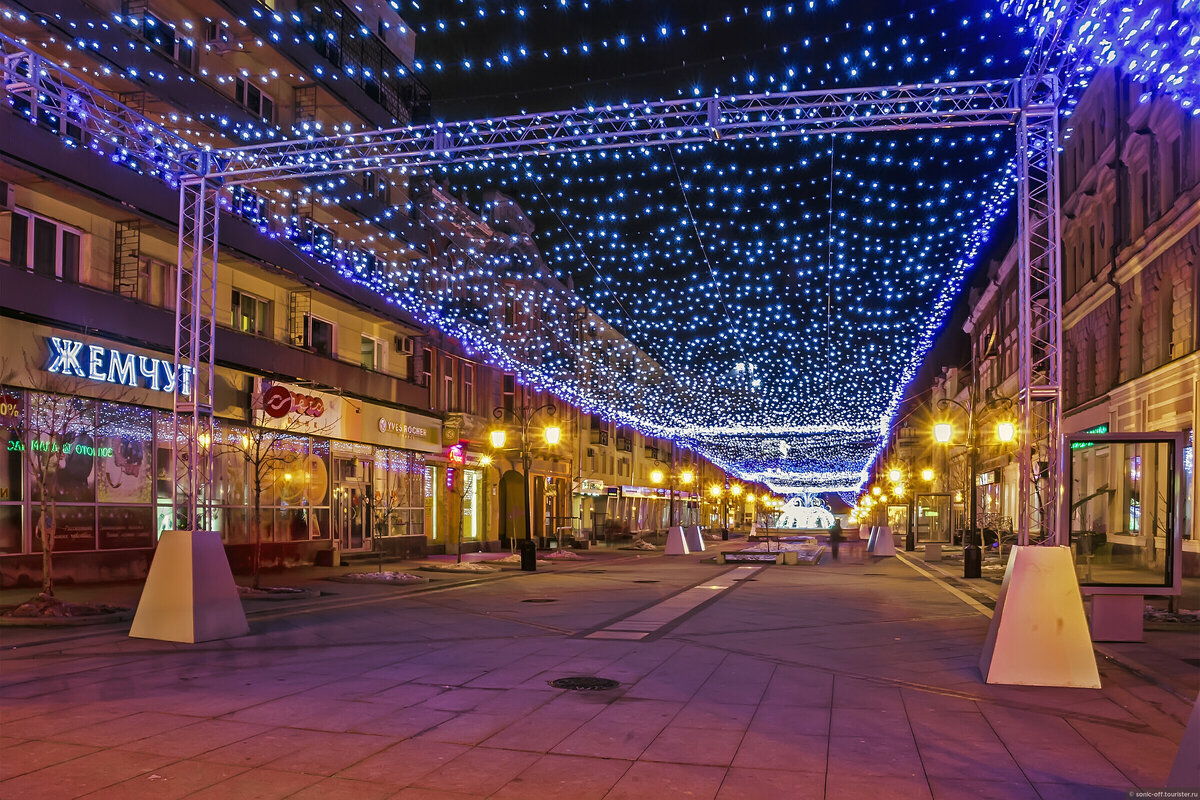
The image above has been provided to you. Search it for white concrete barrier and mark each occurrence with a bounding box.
[979,546,1100,687]
[872,525,896,556]
[683,525,705,552]
[130,530,249,643]
[664,526,690,555]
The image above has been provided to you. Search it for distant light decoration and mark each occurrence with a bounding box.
[775,494,835,529]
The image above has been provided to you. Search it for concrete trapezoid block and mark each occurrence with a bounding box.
[683,525,705,552]
[129,530,249,643]
[979,545,1100,688]
[664,526,690,555]
[1167,692,1200,789]
[866,526,879,552]
[872,525,896,556]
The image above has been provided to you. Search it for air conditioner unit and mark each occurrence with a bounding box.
[205,22,233,52]
[394,335,413,354]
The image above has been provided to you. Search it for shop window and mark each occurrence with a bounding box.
[232,289,272,337]
[302,314,335,357]
[360,334,385,371]
[9,210,81,282]
[234,77,276,124]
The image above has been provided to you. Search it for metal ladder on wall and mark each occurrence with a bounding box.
[288,289,311,346]
[113,219,141,298]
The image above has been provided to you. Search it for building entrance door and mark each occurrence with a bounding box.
[334,456,372,551]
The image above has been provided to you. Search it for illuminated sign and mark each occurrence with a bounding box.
[44,337,191,395]
[377,417,429,438]
[1070,423,1110,450]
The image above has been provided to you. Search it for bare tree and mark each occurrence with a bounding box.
[215,387,337,589]
[1,358,131,596]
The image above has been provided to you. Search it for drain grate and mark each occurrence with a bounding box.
[549,676,620,691]
[733,578,758,581]
[521,598,557,603]
[578,569,607,574]
[633,579,659,583]
[1183,658,1200,668]
[863,572,887,576]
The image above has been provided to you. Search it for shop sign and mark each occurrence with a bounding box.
[579,479,605,495]
[976,469,1000,486]
[1070,423,1110,450]
[0,392,19,427]
[44,337,192,395]
[377,417,429,439]
[252,378,350,438]
[361,401,441,453]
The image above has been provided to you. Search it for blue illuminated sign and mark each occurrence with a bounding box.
[44,337,192,396]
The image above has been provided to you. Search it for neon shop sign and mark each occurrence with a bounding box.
[44,337,193,396]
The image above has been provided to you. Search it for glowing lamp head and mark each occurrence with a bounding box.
[709,485,722,498]
[543,425,561,445]
[489,429,507,449]
[933,422,954,444]
[887,467,902,483]
[996,420,1016,443]
[680,470,694,485]
[747,493,756,503]
[650,469,664,484]
[730,484,743,496]
[480,455,492,466]
[921,467,935,482]
[871,485,882,496]
[241,434,250,450]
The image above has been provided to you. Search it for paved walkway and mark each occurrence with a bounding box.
[1,544,1196,799]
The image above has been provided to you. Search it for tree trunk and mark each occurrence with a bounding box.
[252,473,262,590]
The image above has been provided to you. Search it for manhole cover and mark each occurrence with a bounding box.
[633,580,659,583]
[548,676,620,691]
[521,598,557,603]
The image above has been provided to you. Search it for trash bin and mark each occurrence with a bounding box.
[518,538,537,572]
[963,543,982,578]
[721,528,729,541]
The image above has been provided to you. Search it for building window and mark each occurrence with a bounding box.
[441,355,456,410]
[232,289,271,337]
[141,11,195,69]
[461,362,475,414]
[360,334,385,371]
[139,259,176,309]
[302,314,335,357]
[420,347,433,388]
[502,373,516,414]
[8,210,81,282]
[234,77,276,124]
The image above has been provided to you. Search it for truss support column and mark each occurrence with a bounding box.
[1014,81,1064,547]
[172,153,220,533]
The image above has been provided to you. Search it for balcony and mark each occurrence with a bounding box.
[615,436,633,453]
[590,429,610,446]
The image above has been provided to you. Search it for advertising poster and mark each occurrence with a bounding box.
[97,404,153,504]
[98,506,155,550]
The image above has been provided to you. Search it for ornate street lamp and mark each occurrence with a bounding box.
[935,393,1016,578]
[488,404,559,571]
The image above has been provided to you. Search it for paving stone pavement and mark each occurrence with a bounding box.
[0,545,1196,799]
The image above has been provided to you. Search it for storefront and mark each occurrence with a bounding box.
[0,318,444,584]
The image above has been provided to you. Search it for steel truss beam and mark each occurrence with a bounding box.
[211,79,1021,185]
[173,155,220,534]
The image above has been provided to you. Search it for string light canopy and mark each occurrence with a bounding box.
[2,0,1192,493]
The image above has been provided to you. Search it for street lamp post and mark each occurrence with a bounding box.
[489,404,559,572]
[935,391,1014,578]
[650,444,695,529]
